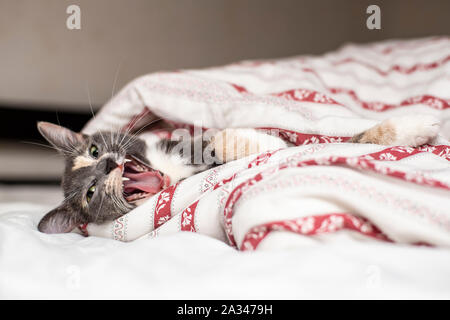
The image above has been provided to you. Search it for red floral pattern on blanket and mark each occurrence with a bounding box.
[241,213,392,251]
[329,88,450,112]
[257,128,351,145]
[113,216,127,241]
[180,201,198,232]
[273,89,342,106]
[154,183,179,228]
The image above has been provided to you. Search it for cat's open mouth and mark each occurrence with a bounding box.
[121,156,170,203]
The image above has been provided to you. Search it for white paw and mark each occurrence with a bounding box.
[389,115,440,147]
[213,129,287,163]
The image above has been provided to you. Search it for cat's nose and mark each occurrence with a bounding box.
[104,158,119,174]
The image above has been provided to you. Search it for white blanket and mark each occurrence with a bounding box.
[82,36,450,250]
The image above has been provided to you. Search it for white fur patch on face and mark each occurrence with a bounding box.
[72,156,96,171]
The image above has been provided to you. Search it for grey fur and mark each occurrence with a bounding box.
[36,122,216,234]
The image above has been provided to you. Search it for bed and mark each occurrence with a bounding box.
[1,37,450,299]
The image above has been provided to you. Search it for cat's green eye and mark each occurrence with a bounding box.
[89,145,99,158]
[86,185,96,203]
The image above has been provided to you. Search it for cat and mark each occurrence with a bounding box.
[36,114,440,233]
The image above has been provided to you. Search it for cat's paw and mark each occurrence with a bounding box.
[212,129,287,163]
[212,129,260,163]
[389,115,440,147]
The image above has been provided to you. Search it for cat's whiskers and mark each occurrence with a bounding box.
[111,61,122,100]
[86,82,109,149]
[109,179,129,214]
[64,191,78,202]
[119,117,163,152]
[22,141,62,152]
[116,110,155,149]
[120,107,159,142]
[21,141,80,158]
[94,193,106,222]
[66,140,83,157]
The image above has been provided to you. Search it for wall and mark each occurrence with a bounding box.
[0,0,449,111]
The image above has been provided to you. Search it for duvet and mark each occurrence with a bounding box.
[82,36,450,250]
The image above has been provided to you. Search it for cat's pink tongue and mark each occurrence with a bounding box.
[123,171,163,194]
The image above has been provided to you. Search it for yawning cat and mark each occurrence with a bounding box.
[36,115,440,233]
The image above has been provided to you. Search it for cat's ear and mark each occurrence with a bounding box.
[37,122,86,151]
[38,203,79,234]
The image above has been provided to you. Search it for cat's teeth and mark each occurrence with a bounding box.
[122,177,130,181]
[124,159,132,163]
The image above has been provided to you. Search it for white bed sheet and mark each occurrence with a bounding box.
[1,195,449,299]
